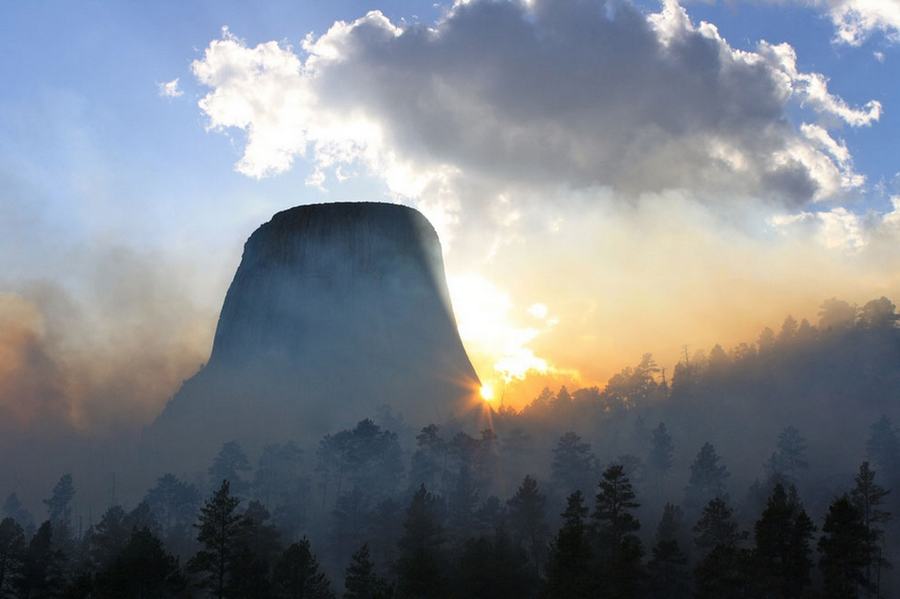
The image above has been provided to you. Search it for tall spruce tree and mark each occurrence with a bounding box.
[94,527,185,599]
[273,538,335,599]
[593,464,644,599]
[545,491,592,599]
[230,500,283,599]
[16,521,66,598]
[752,484,815,599]
[646,423,674,484]
[647,504,689,599]
[551,432,597,496]
[850,461,892,597]
[209,441,252,496]
[344,543,391,599]
[692,497,748,599]
[1,495,33,532]
[396,485,445,599]
[818,495,868,599]
[507,476,549,578]
[684,443,730,518]
[766,426,809,486]
[189,479,243,599]
[0,517,25,597]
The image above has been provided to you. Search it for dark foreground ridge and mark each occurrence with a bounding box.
[145,201,480,475]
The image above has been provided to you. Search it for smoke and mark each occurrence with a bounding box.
[0,191,216,436]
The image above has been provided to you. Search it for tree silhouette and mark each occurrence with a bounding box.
[0,517,25,597]
[647,503,689,599]
[692,497,747,599]
[189,479,242,598]
[507,476,549,578]
[94,527,184,598]
[209,441,252,496]
[1,495,33,532]
[551,432,596,497]
[850,461,892,597]
[684,443,729,518]
[752,484,815,599]
[343,543,390,599]
[230,500,283,599]
[396,485,444,599]
[593,464,644,598]
[44,474,75,544]
[545,491,592,599]
[455,527,535,599]
[765,426,809,486]
[818,495,868,599]
[16,521,66,598]
[89,506,130,570]
[273,538,335,599]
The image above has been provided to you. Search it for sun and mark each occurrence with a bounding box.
[480,384,495,401]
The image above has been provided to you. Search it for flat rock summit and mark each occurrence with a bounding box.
[146,202,480,472]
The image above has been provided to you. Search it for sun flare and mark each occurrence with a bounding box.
[479,384,495,401]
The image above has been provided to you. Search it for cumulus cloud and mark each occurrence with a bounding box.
[819,0,900,45]
[192,0,878,209]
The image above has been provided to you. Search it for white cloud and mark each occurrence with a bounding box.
[191,0,879,209]
[769,199,900,253]
[823,0,900,45]
[157,78,183,98]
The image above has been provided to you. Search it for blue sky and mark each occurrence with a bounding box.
[2,0,897,252]
[3,0,900,415]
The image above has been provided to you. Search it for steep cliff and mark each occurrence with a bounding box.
[145,202,480,472]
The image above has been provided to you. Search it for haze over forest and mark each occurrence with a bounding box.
[2,0,900,597]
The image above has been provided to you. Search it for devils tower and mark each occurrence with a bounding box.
[145,202,480,472]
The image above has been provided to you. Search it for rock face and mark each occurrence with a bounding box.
[146,202,480,473]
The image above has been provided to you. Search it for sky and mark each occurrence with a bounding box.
[2,0,900,427]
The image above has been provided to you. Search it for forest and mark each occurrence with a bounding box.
[2,296,900,598]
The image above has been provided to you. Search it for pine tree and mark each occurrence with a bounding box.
[0,517,25,597]
[396,485,444,599]
[684,443,730,518]
[143,473,202,557]
[850,461,892,597]
[189,479,243,599]
[209,441,252,496]
[344,544,391,599]
[647,504,689,599]
[507,476,549,578]
[818,495,868,599]
[89,505,130,570]
[692,497,748,599]
[44,474,75,544]
[273,538,335,599]
[551,432,596,496]
[16,521,66,598]
[409,425,447,494]
[230,500,283,599]
[94,527,185,599]
[1,494,33,531]
[867,416,900,493]
[545,491,592,598]
[455,527,535,598]
[593,464,643,599]
[752,484,815,599]
[447,463,480,542]
[646,423,674,480]
[765,426,809,486]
